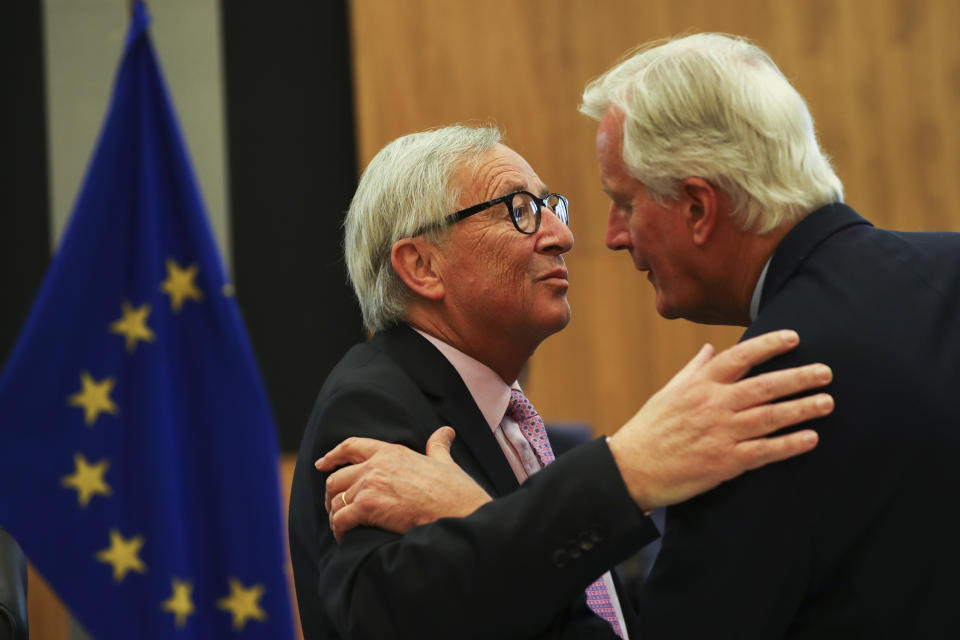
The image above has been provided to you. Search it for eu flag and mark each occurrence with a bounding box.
[0,2,295,638]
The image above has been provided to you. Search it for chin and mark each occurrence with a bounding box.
[539,305,572,339]
[657,300,711,323]
[550,310,572,333]
[653,294,682,320]
[658,300,742,326]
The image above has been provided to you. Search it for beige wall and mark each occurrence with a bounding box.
[43,0,229,266]
[350,0,960,435]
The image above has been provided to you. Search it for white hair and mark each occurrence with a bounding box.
[344,125,502,332]
[581,33,843,232]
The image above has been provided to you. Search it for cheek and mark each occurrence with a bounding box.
[491,246,531,280]
[626,223,649,256]
[465,253,523,296]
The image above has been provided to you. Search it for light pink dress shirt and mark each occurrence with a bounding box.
[414,329,630,638]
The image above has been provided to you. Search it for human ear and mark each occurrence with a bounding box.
[391,238,444,301]
[681,178,719,246]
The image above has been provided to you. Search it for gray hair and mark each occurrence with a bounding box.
[580,33,843,232]
[344,125,502,332]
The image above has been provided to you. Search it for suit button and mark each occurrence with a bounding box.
[588,524,605,542]
[568,546,582,560]
[579,538,594,552]
[553,549,569,568]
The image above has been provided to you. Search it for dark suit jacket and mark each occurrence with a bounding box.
[636,203,960,637]
[289,326,658,639]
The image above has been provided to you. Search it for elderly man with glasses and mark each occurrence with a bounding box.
[287,125,834,639]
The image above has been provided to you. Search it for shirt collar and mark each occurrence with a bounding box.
[749,256,773,323]
[413,329,514,433]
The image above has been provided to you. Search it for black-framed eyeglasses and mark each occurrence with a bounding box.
[412,190,570,236]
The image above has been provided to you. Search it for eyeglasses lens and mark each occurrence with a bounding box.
[510,193,539,233]
[545,194,569,225]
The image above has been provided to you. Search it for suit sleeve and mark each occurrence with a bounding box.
[308,383,658,639]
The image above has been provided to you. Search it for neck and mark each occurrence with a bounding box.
[405,306,532,384]
[699,223,793,327]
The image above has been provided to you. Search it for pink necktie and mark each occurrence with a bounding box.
[506,389,625,638]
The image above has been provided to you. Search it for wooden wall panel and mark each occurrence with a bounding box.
[350,0,960,435]
[25,565,68,640]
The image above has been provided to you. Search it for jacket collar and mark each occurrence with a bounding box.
[760,203,872,313]
[371,325,520,496]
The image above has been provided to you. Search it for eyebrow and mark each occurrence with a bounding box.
[526,183,551,198]
[601,185,624,201]
[494,182,550,200]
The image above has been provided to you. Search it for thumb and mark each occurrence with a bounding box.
[425,426,456,463]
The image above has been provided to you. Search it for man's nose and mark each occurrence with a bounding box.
[538,207,574,254]
[605,205,629,251]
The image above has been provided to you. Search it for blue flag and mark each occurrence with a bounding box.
[0,3,295,638]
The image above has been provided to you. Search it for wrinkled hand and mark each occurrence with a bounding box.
[609,329,833,512]
[316,426,492,542]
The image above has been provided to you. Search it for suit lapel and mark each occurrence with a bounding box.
[373,326,520,497]
[761,203,872,313]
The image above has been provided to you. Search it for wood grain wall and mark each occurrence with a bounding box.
[350,0,960,435]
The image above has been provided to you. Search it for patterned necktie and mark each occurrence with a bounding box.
[506,389,625,638]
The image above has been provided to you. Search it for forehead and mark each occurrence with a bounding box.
[596,109,641,195]
[457,143,545,204]
[596,110,625,174]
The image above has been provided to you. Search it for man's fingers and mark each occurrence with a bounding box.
[727,363,833,410]
[735,428,820,472]
[705,330,800,382]
[328,490,351,518]
[425,426,456,463]
[315,436,392,471]
[733,392,834,439]
[668,343,716,387]
[324,463,366,513]
[330,505,363,544]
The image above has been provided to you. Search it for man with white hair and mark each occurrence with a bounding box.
[580,33,960,636]
[317,34,960,636]
[288,123,834,638]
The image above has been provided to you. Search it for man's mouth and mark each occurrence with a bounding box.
[540,267,569,282]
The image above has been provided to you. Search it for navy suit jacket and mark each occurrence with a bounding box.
[636,203,960,637]
[289,326,658,639]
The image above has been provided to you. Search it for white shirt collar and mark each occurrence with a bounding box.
[749,257,773,323]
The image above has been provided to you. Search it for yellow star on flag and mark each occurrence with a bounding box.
[160,258,204,312]
[109,300,155,352]
[67,372,118,426]
[96,529,147,582]
[217,578,267,630]
[61,453,111,507]
[161,578,196,628]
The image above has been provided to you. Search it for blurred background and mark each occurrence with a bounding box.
[3,0,960,637]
